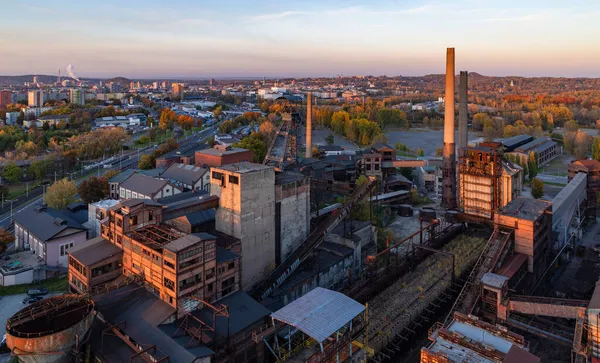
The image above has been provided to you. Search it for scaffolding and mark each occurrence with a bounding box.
[459,142,504,220]
[129,224,183,251]
[172,297,230,352]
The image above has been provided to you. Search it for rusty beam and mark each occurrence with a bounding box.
[130,345,157,362]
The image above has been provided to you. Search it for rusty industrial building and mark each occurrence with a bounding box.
[8,48,600,363]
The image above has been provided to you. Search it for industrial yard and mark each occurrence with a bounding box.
[2,47,600,363]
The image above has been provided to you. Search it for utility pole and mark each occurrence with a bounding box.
[26,182,28,198]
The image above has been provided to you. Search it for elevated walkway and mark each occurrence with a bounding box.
[508,295,589,319]
[444,228,513,325]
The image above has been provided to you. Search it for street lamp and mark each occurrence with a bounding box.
[7,199,15,218]
[119,139,125,169]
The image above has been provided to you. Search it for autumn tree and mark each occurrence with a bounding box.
[138,154,155,170]
[159,108,178,130]
[0,228,15,253]
[45,178,77,209]
[592,137,600,162]
[78,176,109,204]
[218,120,235,134]
[527,152,538,180]
[258,121,276,145]
[177,115,195,130]
[472,113,491,131]
[376,108,408,129]
[213,105,223,120]
[234,132,267,163]
[103,169,120,180]
[3,163,22,184]
[331,111,350,135]
[531,178,544,199]
[28,159,47,180]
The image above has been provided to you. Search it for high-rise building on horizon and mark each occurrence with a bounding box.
[70,88,85,106]
[28,90,44,107]
[173,83,184,100]
[0,90,11,110]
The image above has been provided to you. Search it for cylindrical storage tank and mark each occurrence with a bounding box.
[420,207,437,222]
[6,295,95,363]
[397,204,413,217]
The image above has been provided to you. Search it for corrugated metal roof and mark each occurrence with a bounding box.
[481,272,509,289]
[270,287,365,343]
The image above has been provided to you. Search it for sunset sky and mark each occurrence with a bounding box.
[2,0,599,78]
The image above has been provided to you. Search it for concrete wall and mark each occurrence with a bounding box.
[277,186,310,261]
[281,252,353,306]
[212,165,276,290]
[1,269,34,286]
[46,231,88,268]
[14,223,87,268]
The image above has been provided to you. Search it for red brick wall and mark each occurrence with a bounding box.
[194,149,253,167]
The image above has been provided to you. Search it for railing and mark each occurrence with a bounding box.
[444,228,513,325]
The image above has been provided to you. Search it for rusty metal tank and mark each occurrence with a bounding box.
[6,294,95,363]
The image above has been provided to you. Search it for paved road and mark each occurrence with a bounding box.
[0,292,63,337]
[536,173,568,185]
[0,125,218,233]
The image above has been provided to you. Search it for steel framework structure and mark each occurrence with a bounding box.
[264,103,301,171]
[458,142,504,220]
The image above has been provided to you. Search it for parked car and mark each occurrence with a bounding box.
[22,296,43,304]
[27,288,48,296]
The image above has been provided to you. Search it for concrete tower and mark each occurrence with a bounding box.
[458,71,469,154]
[442,48,457,209]
[306,92,313,158]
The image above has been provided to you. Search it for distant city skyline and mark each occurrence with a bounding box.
[2,0,600,78]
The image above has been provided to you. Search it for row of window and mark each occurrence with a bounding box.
[211,171,239,185]
[60,243,74,257]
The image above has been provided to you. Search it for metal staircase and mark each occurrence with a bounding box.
[444,228,513,325]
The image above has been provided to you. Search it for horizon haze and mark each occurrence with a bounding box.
[2,0,600,78]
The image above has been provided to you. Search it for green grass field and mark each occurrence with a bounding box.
[0,276,68,296]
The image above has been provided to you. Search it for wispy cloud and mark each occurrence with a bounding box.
[385,5,434,15]
[20,4,55,14]
[251,4,433,22]
[476,10,550,23]
[251,11,308,22]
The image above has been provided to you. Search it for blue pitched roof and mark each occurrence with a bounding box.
[13,205,87,243]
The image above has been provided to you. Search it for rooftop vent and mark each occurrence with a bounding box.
[53,217,66,226]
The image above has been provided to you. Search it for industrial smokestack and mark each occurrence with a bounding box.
[442,48,457,209]
[458,71,468,154]
[306,92,313,158]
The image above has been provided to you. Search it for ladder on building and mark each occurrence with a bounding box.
[444,228,513,326]
[251,177,377,301]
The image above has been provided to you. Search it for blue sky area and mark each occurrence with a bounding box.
[1,0,599,78]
